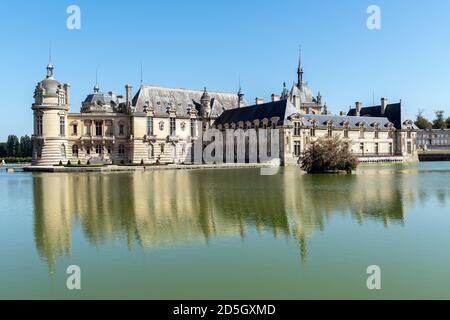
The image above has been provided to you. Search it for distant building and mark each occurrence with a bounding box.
[417,129,450,150]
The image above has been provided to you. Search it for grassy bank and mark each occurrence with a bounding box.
[0,157,32,163]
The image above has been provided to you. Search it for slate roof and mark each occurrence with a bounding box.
[132,86,244,118]
[302,114,392,129]
[347,102,417,130]
[214,100,298,126]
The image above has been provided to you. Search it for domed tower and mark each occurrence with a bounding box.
[31,63,70,165]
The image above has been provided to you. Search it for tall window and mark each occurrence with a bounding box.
[327,123,333,138]
[59,116,65,137]
[343,125,349,138]
[294,122,301,136]
[148,144,154,159]
[147,117,154,136]
[375,142,379,155]
[407,128,412,139]
[160,143,165,154]
[37,115,43,136]
[72,145,79,158]
[95,145,102,155]
[359,143,364,155]
[407,141,412,154]
[119,123,125,135]
[170,117,176,136]
[374,125,379,139]
[310,125,316,137]
[95,121,103,136]
[389,142,393,155]
[294,141,301,156]
[190,119,197,137]
[73,124,78,136]
[118,144,125,157]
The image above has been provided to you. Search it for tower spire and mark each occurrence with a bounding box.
[297,46,303,88]
[46,41,54,79]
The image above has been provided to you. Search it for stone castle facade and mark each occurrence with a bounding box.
[31,58,418,166]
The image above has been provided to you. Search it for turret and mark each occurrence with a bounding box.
[200,87,211,118]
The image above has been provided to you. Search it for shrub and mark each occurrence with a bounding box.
[140,159,144,165]
[67,160,71,165]
[78,160,81,165]
[59,160,63,166]
[299,136,357,174]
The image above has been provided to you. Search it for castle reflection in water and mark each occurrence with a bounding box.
[32,166,422,271]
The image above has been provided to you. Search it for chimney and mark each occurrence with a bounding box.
[125,84,132,107]
[63,83,71,106]
[381,97,388,115]
[271,94,280,102]
[355,101,362,117]
[339,111,346,116]
[238,90,245,108]
[255,97,264,105]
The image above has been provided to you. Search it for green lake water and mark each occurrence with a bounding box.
[1,162,450,299]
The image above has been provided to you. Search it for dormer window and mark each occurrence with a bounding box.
[309,121,316,137]
[294,122,301,136]
[343,123,349,138]
[407,126,412,139]
[327,122,333,138]
[359,124,365,139]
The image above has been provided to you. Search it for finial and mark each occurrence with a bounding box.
[140,61,143,87]
[46,41,54,78]
[49,41,52,64]
[93,69,100,92]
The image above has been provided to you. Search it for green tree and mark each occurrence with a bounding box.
[432,110,447,129]
[19,135,32,157]
[446,116,450,129]
[299,135,357,173]
[0,142,6,157]
[415,109,432,129]
[6,135,20,157]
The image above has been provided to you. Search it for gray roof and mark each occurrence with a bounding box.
[302,114,392,129]
[132,86,244,117]
[81,91,126,113]
[214,100,298,126]
[290,83,315,104]
[347,102,417,130]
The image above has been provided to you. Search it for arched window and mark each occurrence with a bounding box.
[72,145,79,158]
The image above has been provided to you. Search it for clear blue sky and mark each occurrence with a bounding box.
[1,0,449,140]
